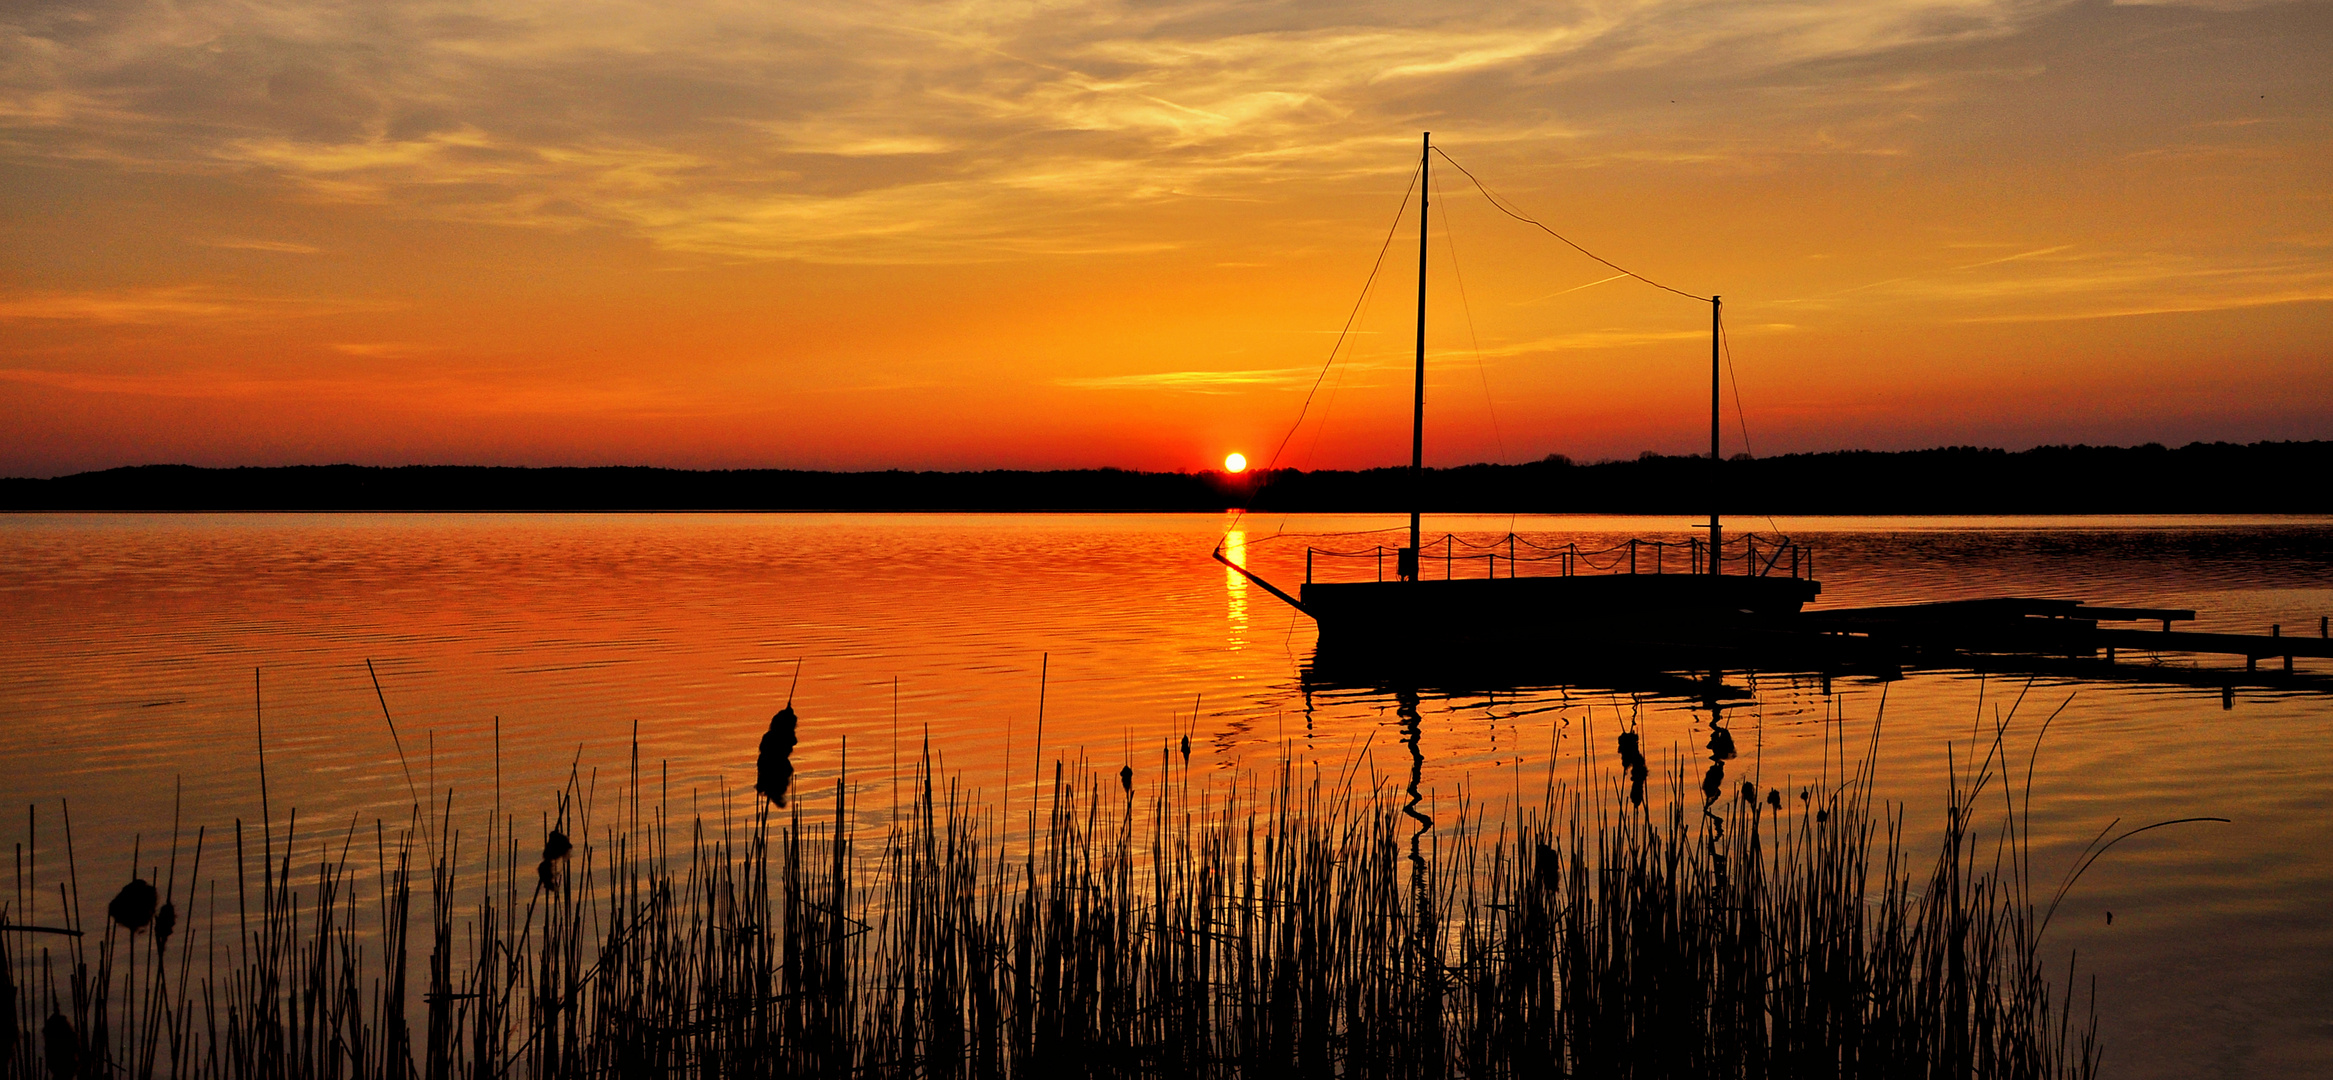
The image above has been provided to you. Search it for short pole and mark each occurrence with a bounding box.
[1306,548,1314,585]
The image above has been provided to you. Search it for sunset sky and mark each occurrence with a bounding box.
[2,0,2326,477]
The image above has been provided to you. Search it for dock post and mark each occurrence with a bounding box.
[2247,654,2257,672]
[1377,547,1384,582]
[2286,654,2294,673]
[1487,553,1494,579]
[1630,538,1638,574]
[2106,646,2115,664]
[1306,549,1313,585]
[2223,684,2234,710]
[2323,615,2328,638]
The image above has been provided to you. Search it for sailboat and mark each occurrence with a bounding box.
[1217,133,1821,659]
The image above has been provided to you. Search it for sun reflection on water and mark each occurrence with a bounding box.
[1223,527,1247,650]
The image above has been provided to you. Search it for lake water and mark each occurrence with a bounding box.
[2,512,2329,1077]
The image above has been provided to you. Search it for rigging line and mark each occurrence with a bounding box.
[1432,146,1711,305]
[1278,273,1375,540]
[1718,315,1785,539]
[1226,160,1421,541]
[1281,295,1374,539]
[1437,172,1508,467]
[1434,171,1519,538]
[1290,359,1353,503]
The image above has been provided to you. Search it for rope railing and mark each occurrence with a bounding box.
[1297,532,1815,585]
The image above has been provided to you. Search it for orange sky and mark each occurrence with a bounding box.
[2,0,2327,477]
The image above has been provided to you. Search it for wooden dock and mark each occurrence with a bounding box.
[1802,598,2331,673]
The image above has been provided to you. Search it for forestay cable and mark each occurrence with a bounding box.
[1224,162,1421,540]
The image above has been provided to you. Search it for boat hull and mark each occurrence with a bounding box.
[1299,573,1821,652]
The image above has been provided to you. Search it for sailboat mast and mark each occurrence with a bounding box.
[1408,131,1430,580]
[1709,295,1722,575]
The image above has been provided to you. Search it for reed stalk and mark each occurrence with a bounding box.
[3,712,2098,1078]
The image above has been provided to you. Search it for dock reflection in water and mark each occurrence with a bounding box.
[0,512,2329,1079]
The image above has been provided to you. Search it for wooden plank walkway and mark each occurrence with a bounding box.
[1801,597,2329,667]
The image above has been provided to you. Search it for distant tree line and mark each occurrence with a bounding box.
[2,441,2325,512]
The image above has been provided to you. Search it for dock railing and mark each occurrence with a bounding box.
[1302,532,1815,584]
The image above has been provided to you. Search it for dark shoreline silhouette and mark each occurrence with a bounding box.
[2,439,2326,513]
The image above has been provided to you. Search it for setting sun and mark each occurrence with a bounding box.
[1223,453,1247,474]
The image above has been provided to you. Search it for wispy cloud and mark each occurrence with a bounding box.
[195,237,322,254]
[0,286,383,323]
[328,341,429,357]
[1056,366,1325,392]
[0,362,746,418]
[0,0,2088,262]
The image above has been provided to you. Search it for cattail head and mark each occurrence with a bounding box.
[108,878,158,932]
[537,858,562,891]
[1616,731,1646,772]
[154,901,177,947]
[1119,764,1133,794]
[757,706,800,807]
[1766,788,1782,810]
[1179,734,1190,761]
[542,829,572,862]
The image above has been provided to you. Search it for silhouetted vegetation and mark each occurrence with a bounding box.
[4,721,2102,1078]
[1,440,2325,512]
